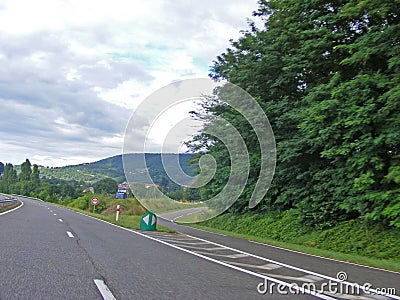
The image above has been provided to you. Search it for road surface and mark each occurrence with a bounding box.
[0,196,399,299]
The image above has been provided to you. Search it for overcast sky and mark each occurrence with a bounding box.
[0,0,259,167]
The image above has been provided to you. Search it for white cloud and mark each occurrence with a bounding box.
[0,0,259,166]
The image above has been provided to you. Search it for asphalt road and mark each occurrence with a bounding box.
[0,196,399,300]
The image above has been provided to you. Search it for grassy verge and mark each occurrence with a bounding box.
[64,206,175,233]
[57,194,175,233]
[0,201,20,213]
[187,210,400,272]
[140,198,205,214]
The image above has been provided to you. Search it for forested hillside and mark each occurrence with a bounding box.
[0,154,195,202]
[38,153,194,186]
[190,0,399,229]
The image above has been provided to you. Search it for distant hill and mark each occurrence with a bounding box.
[39,153,196,187]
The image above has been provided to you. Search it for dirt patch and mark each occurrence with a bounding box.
[101,205,127,216]
[100,203,146,216]
[0,201,20,213]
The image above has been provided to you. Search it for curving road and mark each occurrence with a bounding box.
[0,195,399,300]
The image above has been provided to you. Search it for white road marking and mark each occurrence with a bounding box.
[220,261,282,271]
[0,200,24,216]
[58,219,63,222]
[181,245,226,251]
[194,250,248,259]
[259,272,323,283]
[155,239,210,246]
[53,213,57,216]
[131,231,335,300]
[248,240,400,275]
[93,279,116,300]
[71,209,400,300]
[67,231,74,238]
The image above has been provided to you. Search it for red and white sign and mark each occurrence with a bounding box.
[91,197,99,206]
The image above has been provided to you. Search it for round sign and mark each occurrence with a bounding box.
[91,197,99,206]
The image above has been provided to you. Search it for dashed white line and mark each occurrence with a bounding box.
[58,218,63,222]
[70,208,400,300]
[66,231,74,238]
[53,213,57,216]
[94,279,116,300]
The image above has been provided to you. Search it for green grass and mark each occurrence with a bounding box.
[140,198,206,214]
[63,206,175,233]
[55,194,176,233]
[186,210,400,272]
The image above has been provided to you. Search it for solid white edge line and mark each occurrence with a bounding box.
[0,199,23,216]
[248,240,400,275]
[183,233,400,300]
[4,195,399,299]
[67,231,74,238]
[159,215,229,236]
[165,218,400,276]
[93,279,116,300]
[70,211,334,300]
[58,208,400,300]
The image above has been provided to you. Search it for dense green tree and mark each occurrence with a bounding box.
[191,0,400,228]
[3,163,17,185]
[31,164,40,186]
[93,177,118,194]
[19,159,32,182]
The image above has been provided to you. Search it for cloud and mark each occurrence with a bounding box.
[0,0,259,166]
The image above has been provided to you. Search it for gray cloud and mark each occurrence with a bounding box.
[0,0,258,166]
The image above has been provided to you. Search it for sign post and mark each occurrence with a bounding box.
[91,197,99,213]
[140,211,157,231]
[116,204,120,222]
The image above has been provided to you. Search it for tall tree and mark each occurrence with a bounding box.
[2,163,17,186]
[19,159,32,182]
[191,0,400,228]
[31,164,40,186]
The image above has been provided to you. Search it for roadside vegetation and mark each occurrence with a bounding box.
[0,201,20,213]
[1,0,399,271]
[184,0,400,270]
[192,211,400,272]
[64,193,174,233]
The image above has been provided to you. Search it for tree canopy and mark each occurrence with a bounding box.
[190,0,400,228]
